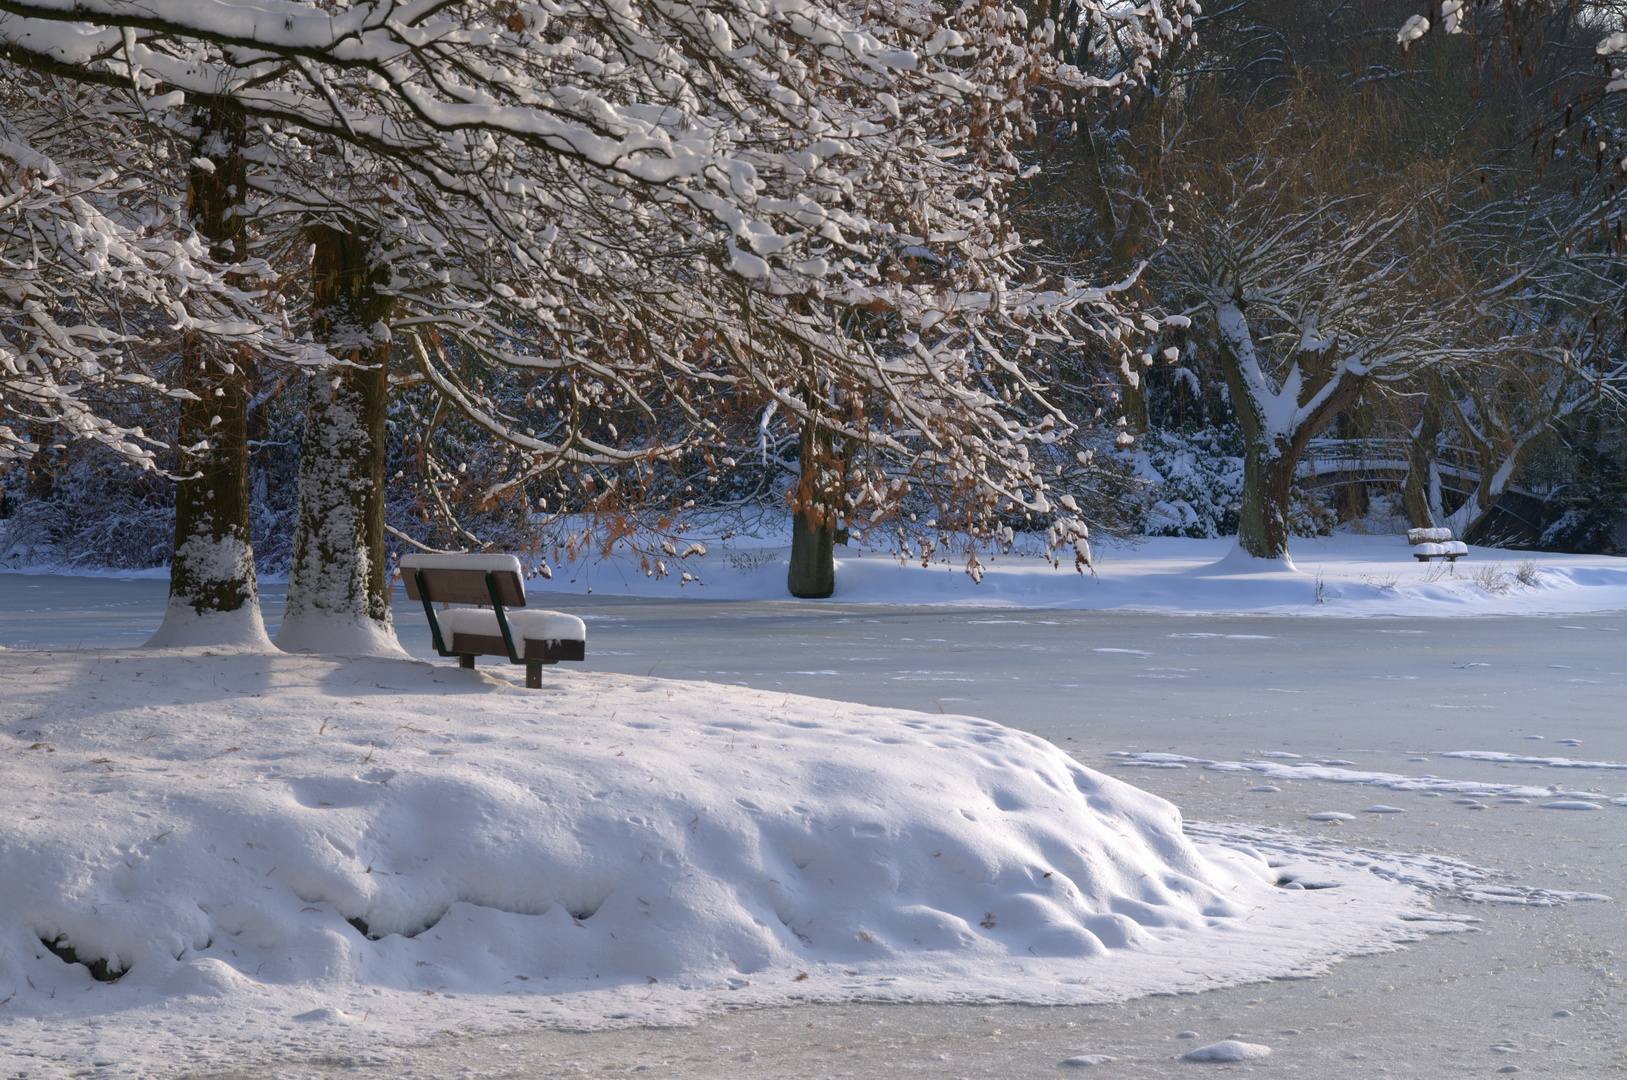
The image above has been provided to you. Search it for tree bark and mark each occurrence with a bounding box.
[1331,408,1370,522]
[786,416,835,598]
[1402,391,1444,530]
[148,101,269,648]
[274,223,396,654]
[1218,333,1364,560]
[1234,439,1299,561]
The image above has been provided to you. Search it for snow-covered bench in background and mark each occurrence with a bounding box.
[1407,528,1468,563]
[398,553,585,688]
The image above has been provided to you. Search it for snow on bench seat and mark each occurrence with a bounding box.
[1413,541,1468,562]
[436,608,586,646]
[1407,527,1454,544]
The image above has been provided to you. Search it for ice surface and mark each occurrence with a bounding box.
[1442,750,1623,770]
[1112,752,1590,801]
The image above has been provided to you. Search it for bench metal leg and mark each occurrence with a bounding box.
[459,654,475,669]
[526,660,542,689]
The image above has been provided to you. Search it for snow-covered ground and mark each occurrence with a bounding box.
[1,534,1623,1079]
[7,531,1625,618]
[2,649,1482,1079]
[527,532,1627,617]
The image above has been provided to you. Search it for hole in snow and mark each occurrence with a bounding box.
[40,936,125,982]
[567,898,604,921]
[1275,877,1340,890]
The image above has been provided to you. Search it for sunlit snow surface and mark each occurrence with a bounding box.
[528,533,1627,617]
[0,649,1479,1080]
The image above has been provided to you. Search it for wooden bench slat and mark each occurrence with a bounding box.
[450,633,585,663]
[402,567,526,607]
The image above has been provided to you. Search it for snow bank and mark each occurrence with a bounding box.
[1,649,1471,1078]
[141,600,275,650]
[537,532,1627,617]
[272,610,411,659]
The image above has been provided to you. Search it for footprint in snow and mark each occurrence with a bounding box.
[1250,785,1280,793]
[1362,805,1405,814]
[1308,811,1354,822]
[1060,1055,1114,1067]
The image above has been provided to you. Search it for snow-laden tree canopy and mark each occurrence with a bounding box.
[0,0,1200,568]
[0,84,305,468]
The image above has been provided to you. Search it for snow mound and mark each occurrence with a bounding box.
[1184,1039,1273,1061]
[0,650,1473,1078]
[142,600,275,650]
[272,610,411,659]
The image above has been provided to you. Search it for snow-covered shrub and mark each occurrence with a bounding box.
[1537,507,1619,555]
[1132,427,1245,538]
[1130,425,1337,540]
[0,447,173,569]
[1287,485,1338,538]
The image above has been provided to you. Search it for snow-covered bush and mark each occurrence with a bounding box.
[0,447,173,569]
[1132,427,1245,539]
[1131,425,1336,541]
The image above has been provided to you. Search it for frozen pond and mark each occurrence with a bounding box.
[3,573,1625,1077]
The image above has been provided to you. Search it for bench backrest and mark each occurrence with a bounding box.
[399,554,526,607]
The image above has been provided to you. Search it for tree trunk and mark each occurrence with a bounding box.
[1215,310,1365,561]
[1332,408,1369,522]
[1236,442,1297,560]
[1402,397,1443,530]
[787,417,835,598]
[1119,360,1149,436]
[274,223,399,656]
[147,102,270,649]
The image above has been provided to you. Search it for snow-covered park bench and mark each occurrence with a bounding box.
[1407,527,1468,563]
[398,554,585,688]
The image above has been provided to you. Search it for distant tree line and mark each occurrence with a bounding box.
[1,0,1624,649]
